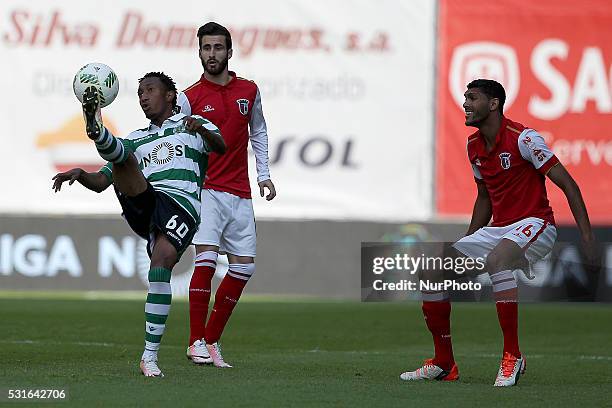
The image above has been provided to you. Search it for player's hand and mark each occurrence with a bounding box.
[258,179,276,201]
[183,116,202,132]
[52,168,83,192]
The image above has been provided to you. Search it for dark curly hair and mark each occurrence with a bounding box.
[139,71,177,109]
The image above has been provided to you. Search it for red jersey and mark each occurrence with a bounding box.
[179,71,270,199]
[467,117,559,227]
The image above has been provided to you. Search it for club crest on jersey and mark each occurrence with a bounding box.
[236,98,249,115]
[499,152,511,170]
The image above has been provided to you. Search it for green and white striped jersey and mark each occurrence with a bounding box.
[99,113,220,222]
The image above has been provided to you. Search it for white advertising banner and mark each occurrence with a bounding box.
[0,0,435,221]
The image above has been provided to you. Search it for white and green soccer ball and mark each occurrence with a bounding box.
[73,62,119,108]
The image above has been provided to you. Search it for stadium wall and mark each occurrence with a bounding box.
[0,2,611,300]
[1,215,610,301]
[0,0,435,222]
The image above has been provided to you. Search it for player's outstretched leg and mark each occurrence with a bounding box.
[81,86,129,163]
[204,263,255,368]
[140,267,173,378]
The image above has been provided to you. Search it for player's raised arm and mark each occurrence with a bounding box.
[184,116,226,154]
[52,168,112,193]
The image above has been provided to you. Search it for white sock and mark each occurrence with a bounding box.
[141,349,157,362]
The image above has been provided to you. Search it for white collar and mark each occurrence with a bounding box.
[148,113,186,131]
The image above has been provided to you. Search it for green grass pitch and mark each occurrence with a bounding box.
[1,295,611,407]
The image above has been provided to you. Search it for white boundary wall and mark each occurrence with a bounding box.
[0,1,435,221]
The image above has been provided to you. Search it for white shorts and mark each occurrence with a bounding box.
[193,189,257,257]
[452,217,557,264]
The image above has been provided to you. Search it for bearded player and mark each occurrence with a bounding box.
[400,79,595,386]
[178,22,276,368]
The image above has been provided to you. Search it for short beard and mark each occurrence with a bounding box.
[202,57,228,75]
[465,117,479,127]
[465,111,485,127]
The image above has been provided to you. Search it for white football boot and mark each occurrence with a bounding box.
[494,352,526,387]
[206,342,232,368]
[400,359,459,381]
[140,358,164,378]
[186,339,213,364]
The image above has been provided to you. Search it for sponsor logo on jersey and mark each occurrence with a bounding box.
[236,98,249,115]
[449,42,520,111]
[499,152,512,169]
[151,142,175,165]
[202,105,215,113]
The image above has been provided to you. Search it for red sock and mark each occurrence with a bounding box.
[188,264,215,345]
[496,301,521,358]
[204,274,247,344]
[422,301,454,370]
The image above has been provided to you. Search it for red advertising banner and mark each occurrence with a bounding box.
[436,0,612,225]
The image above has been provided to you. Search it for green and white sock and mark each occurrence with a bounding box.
[95,127,129,163]
[142,267,172,361]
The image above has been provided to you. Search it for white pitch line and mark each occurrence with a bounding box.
[1,339,120,348]
[3,341,612,362]
[579,355,612,361]
[0,339,181,350]
[305,349,612,361]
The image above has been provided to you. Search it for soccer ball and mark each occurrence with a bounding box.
[73,63,119,108]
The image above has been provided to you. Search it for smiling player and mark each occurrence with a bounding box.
[400,79,596,387]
